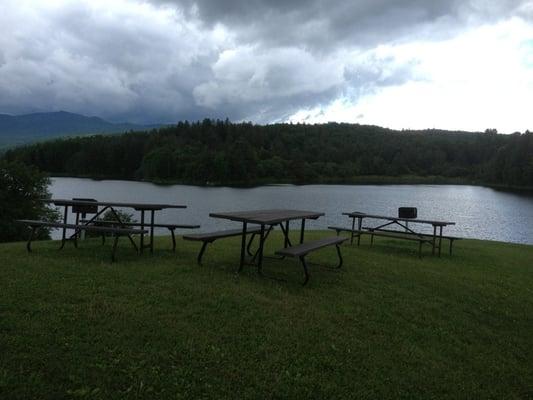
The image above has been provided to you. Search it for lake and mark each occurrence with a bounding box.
[48,177,533,245]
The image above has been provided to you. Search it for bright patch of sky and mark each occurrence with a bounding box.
[289,18,533,132]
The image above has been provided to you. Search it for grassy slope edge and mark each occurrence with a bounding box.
[1,231,532,399]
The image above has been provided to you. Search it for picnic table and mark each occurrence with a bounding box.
[338,211,456,256]
[209,209,324,273]
[43,198,188,253]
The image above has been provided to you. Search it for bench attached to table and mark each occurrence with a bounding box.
[81,219,200,251]
[362,227,462,255]
[183,227,263,265]
[275,236,348,285]
[329,225,459,257]
[17,219,147,262]
[330,224,429,257]
[364,229,431,257]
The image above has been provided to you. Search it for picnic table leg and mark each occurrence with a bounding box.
[335,244,344,268]
[26,226,38,252]
[284,221,290,248]
[238,222,248,273]
[357,217,363,246]
[111,233,119,262]
[139,210,145,254]
[250,226,277,262]
[299,256,310,286]
[59,205,68,250]
[438,225,443,257]
[257,224,266,275]
[149,210,155,254]
[350,217,355,244]
[107,207,138,251]
[449,238,454,255]
[197,241,210,265]
[300,219,305,244]
[431,225,437,255]
[246,233,257,256]
[169,228,176,251]
[248,225,273,258]
[278,223,293,248]
[73,212,79,248]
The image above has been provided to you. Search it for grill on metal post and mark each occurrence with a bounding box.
[72,198,99,239]
[398,207,417,231]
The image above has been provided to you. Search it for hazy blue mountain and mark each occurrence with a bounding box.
[0,111,162,149]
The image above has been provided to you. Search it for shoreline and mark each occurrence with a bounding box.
[48,173,533,192]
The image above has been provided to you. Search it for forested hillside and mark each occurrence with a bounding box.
[4,120,533,188]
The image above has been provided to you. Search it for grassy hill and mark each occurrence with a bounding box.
[0,111,160,149]
[1,231,532,399]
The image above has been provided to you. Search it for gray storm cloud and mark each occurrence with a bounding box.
[0,1,220,123]
[154,0,525,47]
[0,0,529,124]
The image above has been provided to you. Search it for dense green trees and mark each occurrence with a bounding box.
[3,121,533,188]
[0,160,59,242]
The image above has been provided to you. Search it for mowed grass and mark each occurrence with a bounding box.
[0,231,532,399]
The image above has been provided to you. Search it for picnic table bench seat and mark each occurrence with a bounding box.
[275,236,348,285]
[362,227,461,255]
[16,219,146,262]
[81,219,200,251]
[183,227,263,265]
[330,224,429,257]
[329,223,460,257]
[365,229,431,257]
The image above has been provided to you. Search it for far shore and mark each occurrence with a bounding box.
[48,173,533,192]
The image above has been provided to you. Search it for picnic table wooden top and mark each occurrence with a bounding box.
[343,211,455,226]
[210,209,324,225]
[43,198,187,210]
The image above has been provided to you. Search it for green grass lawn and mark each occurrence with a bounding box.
[1,231,532,399]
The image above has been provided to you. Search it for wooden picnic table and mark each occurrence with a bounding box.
[342,211,455,256]
[209,209,324,273]
[43,198,187,253]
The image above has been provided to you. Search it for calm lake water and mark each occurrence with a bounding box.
[48,177,533,245]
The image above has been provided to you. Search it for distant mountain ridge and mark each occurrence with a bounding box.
[0,111,162,148]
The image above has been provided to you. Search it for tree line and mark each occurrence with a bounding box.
[3,120,533,188]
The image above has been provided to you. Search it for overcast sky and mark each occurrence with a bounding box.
[1,0,532,132]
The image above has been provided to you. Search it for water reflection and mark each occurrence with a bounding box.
[48,178,533,244]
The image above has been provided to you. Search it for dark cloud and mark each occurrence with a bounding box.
[0,0,529,125]
[153,0,524,49]
[0,1,223,123]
